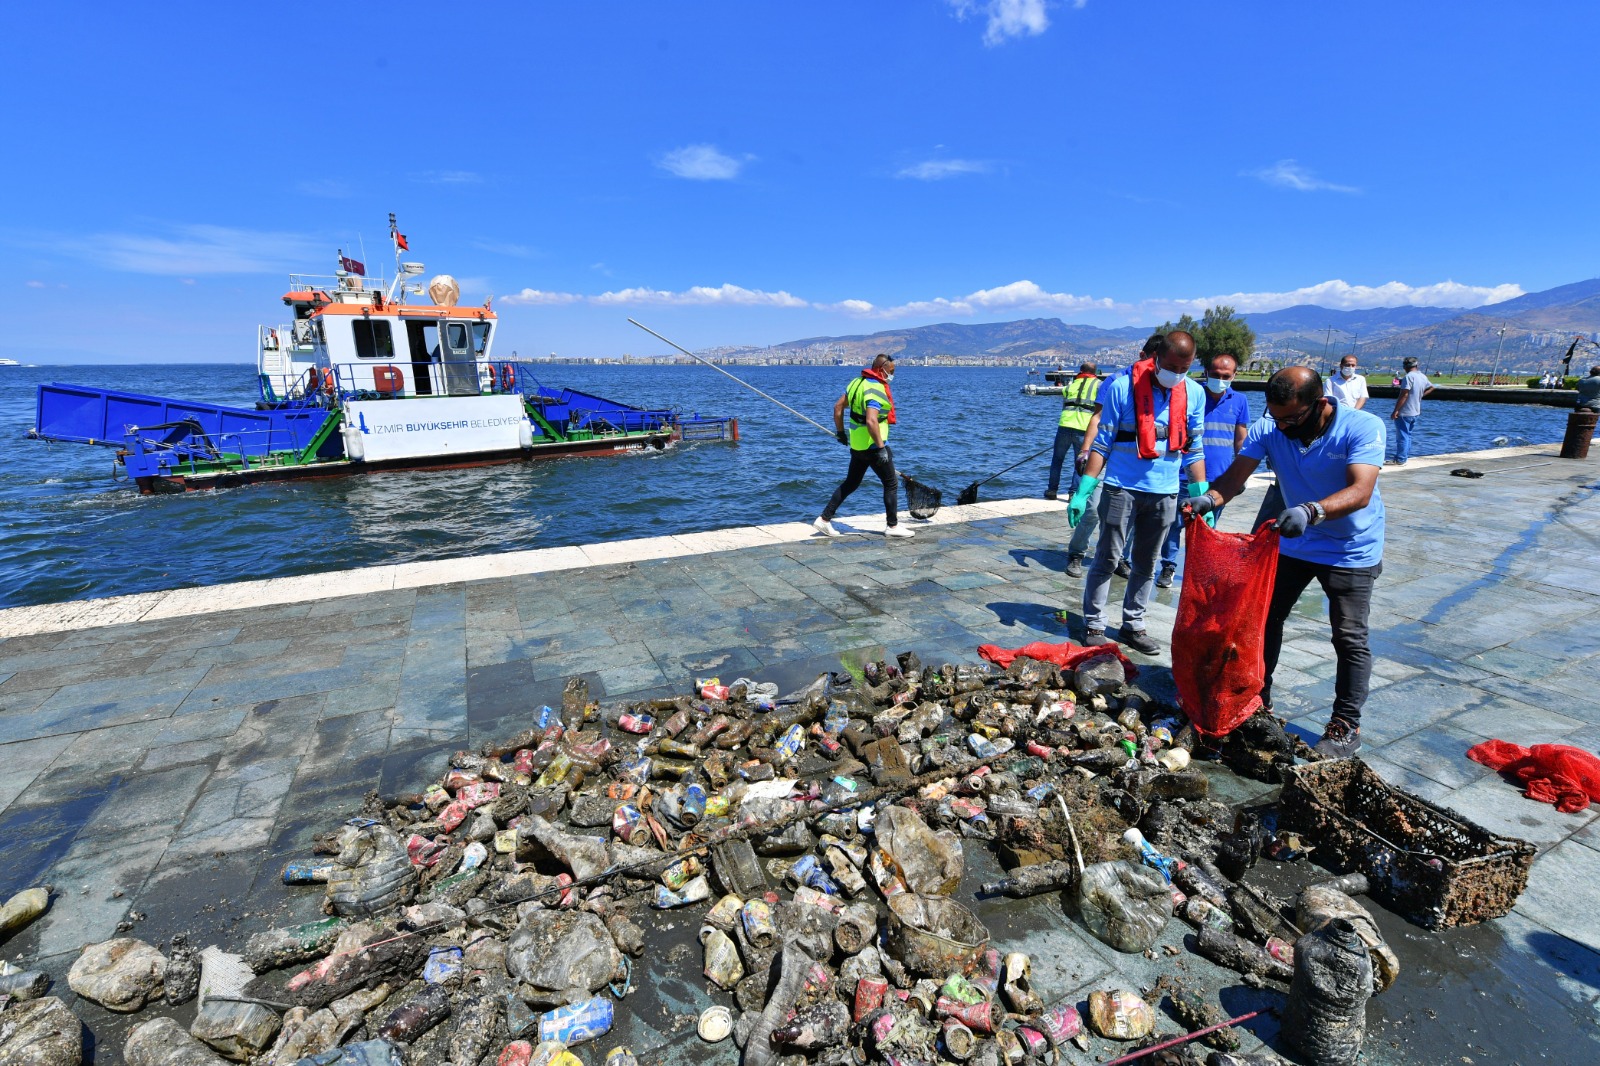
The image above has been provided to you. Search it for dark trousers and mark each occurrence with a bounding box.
[1261,554,1382,725]
[1047,426,1085,496]
[823,446,898,526]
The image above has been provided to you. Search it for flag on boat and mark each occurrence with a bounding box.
[395,233,409,251]
[340,255,366,276]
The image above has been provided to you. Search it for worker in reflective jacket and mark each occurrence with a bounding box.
[1046,362,1101,500]
[813,353,914,539]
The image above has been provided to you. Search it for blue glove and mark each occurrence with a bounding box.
[1067,474,1100,527]
[1185,480,1217,527]
[1275,504,1312,538]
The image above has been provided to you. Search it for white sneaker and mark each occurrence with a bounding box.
[812,517,841,537]
[885,525,915,538]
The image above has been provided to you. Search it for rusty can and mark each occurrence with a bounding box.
[618,713,655,734]
[854,976,889,1021]
[935,996,995,1033]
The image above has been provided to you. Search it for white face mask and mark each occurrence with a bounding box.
[1204,377,1231,393]
[1155,367,1185,389]
[886,371,895,382]
[1340,366,1356,379]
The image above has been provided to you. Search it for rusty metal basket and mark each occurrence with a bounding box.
[1279,757,1536,929]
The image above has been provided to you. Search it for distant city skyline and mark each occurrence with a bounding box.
[4,3,1597,362]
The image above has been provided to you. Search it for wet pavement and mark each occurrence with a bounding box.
[2,448,1598,1063]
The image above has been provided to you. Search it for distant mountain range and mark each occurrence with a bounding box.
[712,278,1600,371]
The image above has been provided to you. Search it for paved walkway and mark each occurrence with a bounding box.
[1,444,1597,1062]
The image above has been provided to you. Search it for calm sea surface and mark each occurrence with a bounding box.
[0,363,1574,609]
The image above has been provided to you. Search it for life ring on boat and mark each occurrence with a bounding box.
[321,367,336,395]
[500,363,515,391]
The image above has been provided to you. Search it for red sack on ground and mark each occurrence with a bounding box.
[1170,517,1280,739]
[977,641,1137,677]
[1466,739,1600,814]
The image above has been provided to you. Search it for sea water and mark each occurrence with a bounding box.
[0,363,1574,608]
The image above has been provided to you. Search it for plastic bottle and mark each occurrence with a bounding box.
[0,887,50,935]
[376,985,452,1043]
[1282,919,1374,1066]
[1193,925,1294,982]
[981,860,1077,898]
[771,1000,851,1049]
[1122,827,1178,882]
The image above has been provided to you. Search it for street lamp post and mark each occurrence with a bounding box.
[1490,324,1507,387]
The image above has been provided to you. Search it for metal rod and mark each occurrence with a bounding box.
[1100,1010,1265,1066]
[971,442,1055,489]
[629,318,833,437]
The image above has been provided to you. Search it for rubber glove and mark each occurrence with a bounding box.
[836,429,850,446]
[1067,474,1100,528]
[1275,504,1312,538]
[1185,480,1216,527]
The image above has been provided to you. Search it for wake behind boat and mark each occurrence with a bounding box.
[28,218,736,493]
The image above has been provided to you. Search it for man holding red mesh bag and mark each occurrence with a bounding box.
[1186,367,1386,759]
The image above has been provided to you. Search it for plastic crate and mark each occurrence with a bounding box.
[1279,757,1535,929]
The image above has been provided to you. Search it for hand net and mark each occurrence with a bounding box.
[901,473,942,520]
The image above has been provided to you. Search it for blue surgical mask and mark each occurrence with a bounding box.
[1155,367,1185,389]
[1204,377,1231,393]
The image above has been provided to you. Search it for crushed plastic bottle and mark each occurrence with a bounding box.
[1076,862,1173,954]
[1281,918,1375,1066]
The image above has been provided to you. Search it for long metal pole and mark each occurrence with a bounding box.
[1490,323,1507,387]
[628,318,833,437]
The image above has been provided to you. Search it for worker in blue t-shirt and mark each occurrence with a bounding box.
[1153,352,1251,588]
[1185,366,1386,760]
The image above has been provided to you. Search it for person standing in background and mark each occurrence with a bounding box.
[1389,356,1434,466]
[1045,362,1101,501]
[1325,354,1369,410]
[1154,352,1250,587]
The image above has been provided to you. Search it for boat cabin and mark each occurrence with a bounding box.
[257,268,497,404]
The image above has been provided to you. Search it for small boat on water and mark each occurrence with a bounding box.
[29,220,735,493]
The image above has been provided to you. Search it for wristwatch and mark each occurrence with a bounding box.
[1307,501,1326,525]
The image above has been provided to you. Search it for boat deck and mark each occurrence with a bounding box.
[1,444,1598,1062]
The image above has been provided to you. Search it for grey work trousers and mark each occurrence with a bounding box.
[1082,484,1177,634]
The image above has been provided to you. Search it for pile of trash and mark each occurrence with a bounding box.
[1,649,1411,1066]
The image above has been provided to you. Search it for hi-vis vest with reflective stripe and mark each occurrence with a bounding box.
[1058,375,1100,430]
[846,376,891,450]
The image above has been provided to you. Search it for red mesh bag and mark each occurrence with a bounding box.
[1171,517,1280,738]
[978,640,1138,676]
[1466,739,1600,814]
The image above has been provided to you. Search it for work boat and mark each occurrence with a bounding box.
[29,224,736,493]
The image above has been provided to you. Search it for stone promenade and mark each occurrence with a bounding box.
[1,444,1597,1063]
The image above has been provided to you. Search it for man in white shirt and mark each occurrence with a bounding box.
[1324,354,1368,410]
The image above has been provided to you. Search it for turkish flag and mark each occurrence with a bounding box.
[340,255,365,276]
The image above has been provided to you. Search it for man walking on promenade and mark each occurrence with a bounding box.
[1388,356,1433,465]
[1325,354,1369,410]
[814,353,914,539]
[1154,352,1250,588]
[1045,362,1101,501]
[1064,331,1207,656]
[1186,366,1385,759]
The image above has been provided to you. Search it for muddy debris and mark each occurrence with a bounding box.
[21,651,1525,1066]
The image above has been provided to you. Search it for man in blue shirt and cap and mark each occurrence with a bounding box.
[1066,330,1208,657]
[1185,366,1385,759]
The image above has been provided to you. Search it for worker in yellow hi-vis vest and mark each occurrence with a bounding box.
[1046,361,1101,500]
[813,353,914,539]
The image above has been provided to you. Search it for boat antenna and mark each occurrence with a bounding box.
[627,318,832,436]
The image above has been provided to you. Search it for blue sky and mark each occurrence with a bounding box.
[4,1,1597,362]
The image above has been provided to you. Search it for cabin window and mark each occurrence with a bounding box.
[446,322,470,353]
[471,322,492,356]
[353,319,395,359]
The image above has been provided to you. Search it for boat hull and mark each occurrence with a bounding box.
[134,432,676,494]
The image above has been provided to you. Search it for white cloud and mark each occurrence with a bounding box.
[897,158,991,180]
[1145,279,1524,318]
[26,280,46,288]
[657,144,752,181]
[1246,159,1359,194]
[825,280,1118,319]
[54,224,323,275]
[949,0,1055,46]
[502,289,584,306]
[410,170,482,184]
[502,283,806,309]
[592,284,808,308]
